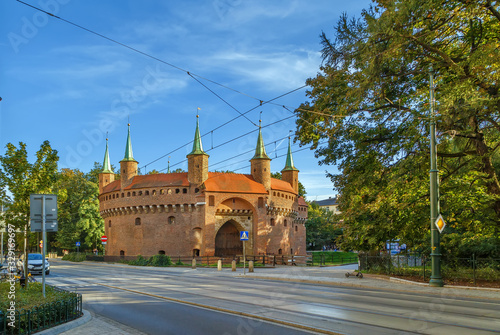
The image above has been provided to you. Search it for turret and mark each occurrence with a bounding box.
[187,115,209,185]
[281,137,299,193]
[99,138,115,194]
[120,124,138,189]
[250,121,271,190]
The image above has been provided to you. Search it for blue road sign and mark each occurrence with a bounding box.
[240,231,249,241]
[76,242,81,247]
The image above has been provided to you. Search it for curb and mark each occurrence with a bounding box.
[36,309,91,335]
[52,259,500,292]
[238,274,500,297]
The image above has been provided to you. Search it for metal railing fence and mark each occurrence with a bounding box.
[359,253,500,286]
[0,288,82,335]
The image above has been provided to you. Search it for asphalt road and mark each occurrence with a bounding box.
[44,261,500,335]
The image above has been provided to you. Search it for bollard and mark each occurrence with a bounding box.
[217,259,222,271]
[192,258,196,269]
[249,260,254,273]
[231,260,236,272]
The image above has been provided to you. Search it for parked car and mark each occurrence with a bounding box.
[18,253,50,275]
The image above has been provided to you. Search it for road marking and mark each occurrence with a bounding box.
[97,283,342,335]
[46,278,93,287]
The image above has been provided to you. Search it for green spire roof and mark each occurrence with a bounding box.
[188,115,207,155]
[102,138,113,173]
[282,137,298,171]
[251,122,270,160]
[122,124,136,162]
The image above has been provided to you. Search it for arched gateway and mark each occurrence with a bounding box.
[215,221,243,257]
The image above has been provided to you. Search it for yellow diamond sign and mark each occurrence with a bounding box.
[435,214,446,233]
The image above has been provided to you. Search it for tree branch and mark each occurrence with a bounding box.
[485,1,500,22]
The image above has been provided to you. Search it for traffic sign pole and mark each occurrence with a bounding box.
[42,196,46,297]
[243,240,246,276]
[429,67,443,287]
[101,236,108,256]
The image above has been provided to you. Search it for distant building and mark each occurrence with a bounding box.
[98,117,308,258]
[312,196,341,214]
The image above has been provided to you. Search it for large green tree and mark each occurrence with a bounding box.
[0,141,59,249]
[295,0,500,252]
[55,168,104,252]
[305,202,343,250]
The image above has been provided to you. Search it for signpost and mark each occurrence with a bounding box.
[76,241,80,253]
[101,236,107,256]
[434,214,446,234]
[30,194,58,297]
[429,68,444,287]
[240,231,249,275]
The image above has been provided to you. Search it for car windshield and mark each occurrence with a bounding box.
[28,254,43,260]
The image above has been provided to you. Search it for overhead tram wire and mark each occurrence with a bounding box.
[14,0,307,128]
[209,133,292,168]
[161,136,322,174]
[228,141,329,173]
[14,1,326,166]
[139,86,306,171]
[13,1,345,169]
[188,73,257,127]
[155,114,296,172]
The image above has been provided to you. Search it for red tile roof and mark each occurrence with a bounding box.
[101,172,297,196]
[102,180,120,193]
[127,173,190,189]
[270,178,296,194]
[298,196,308,207]
[101,173,190,193]
[203,173,267,194]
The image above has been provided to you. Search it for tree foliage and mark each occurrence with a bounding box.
[295,0,500,252]
[0,141,59,249]
[54,168,103,251]
[305,203,343,250]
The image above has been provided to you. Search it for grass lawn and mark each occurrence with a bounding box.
[308,251,358,265]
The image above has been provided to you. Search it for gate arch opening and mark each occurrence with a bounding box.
[215,221,242,257]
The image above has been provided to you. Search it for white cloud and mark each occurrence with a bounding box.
[198,48,321,91]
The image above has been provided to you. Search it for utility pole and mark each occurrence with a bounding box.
[429,66,444,287]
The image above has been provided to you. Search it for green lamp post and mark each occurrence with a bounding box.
[429,66,444,287]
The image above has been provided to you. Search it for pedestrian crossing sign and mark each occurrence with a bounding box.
[240,231,249,241]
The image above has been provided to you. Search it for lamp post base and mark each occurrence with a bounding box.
[429,277,444,287]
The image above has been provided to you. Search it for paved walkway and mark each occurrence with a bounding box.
[46,262,500,334]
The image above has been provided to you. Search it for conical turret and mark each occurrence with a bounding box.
[122,124,136,162]
[102,138,113,173]
[120,124,138,188]
[281,137,299,193]
[187,114,209,185]
[99,137,115,194]
[251,123,270,160]
[250,120,271,190]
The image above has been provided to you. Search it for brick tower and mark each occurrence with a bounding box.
[250,121,271,190]
[187,115,209,185]
[281,137,299,193]
[99,137,115,194]
[120,124,138,188]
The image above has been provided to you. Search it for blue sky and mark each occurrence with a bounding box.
[1,0,369,200]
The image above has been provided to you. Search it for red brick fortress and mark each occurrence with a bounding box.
[98,117,307,257]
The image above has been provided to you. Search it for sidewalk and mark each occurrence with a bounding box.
[46,261,500,334]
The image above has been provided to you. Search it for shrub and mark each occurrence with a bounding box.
[128,255,149,266]
[124,254,172,267]
[61,252,86,262]
[148,254,172,267]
